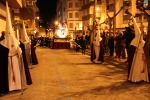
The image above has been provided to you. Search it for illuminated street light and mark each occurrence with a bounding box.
[96,7,100,11]
[37,16,39,20]
[55,21,58,25]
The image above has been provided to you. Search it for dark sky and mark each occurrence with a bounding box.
[36,0,58,22]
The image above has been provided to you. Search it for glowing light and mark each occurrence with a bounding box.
[96,7,100,11]
[55,21,58,25]
[36,16,39,20]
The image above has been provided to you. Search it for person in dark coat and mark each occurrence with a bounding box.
[75,35,81,52]
[115,31,123,60]
[0,43,9,96]
[81,35,87,55]
[108,33,114,56]
[30,35,38,65]
[0,31,9,96]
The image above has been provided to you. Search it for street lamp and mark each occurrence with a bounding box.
[36,16,39,20]
[55,21,58,25]
[96,7,100,11]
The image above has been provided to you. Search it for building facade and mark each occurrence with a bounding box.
[12,0,39,36]
[0,0,39,37]
[115,0,148,31]
[0,0,22,34]
[82,0,107,34]
[56,0,83,39]
[56,0,148,36]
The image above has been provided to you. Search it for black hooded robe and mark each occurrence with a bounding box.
[0,44,9,94]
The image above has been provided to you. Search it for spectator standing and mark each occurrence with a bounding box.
[81,34,87,55]
[75,35,80,52]
[115,31,123,61]
[108,33,114,56]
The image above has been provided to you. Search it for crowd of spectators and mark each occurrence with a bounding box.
[73,25,137,62]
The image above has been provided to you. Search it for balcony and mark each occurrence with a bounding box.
[1,0,22,8]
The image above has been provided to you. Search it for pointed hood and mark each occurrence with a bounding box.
[1,1,20,55]
[130,17,142,47]
[19,21,30,43]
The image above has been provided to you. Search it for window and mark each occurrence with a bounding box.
[69,13,73,18]
[69,23,73,28]
[123,8,131,23]
[123,1,130,6]
[107,4,114,11]
[68,3,72,8]
[75,2,79,8]
[75,12,79,18]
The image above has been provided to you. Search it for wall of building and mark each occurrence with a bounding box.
[0,2,6,35]
[115,0,148,31]
[57,0,148,35]
[56,0,82,39]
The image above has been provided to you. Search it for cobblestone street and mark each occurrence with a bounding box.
[1,47,150,100]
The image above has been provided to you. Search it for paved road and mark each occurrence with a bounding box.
[1,47,150,100]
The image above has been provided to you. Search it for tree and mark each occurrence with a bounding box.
[101,4,124,36]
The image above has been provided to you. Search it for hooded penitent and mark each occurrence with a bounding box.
[128,16,149,82]
[18,21,32,85]
[1,2,20,56]
[1,1,26,91]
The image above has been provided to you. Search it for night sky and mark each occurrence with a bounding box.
[36,0,58,22]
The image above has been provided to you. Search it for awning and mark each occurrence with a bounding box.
[1,0,22,8]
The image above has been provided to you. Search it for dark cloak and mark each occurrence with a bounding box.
[31,42,38,65]
[20,42,32,85]
[0,44,9,94]
[128,45,137,77]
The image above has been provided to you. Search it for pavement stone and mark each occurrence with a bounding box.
[0,47,150,100]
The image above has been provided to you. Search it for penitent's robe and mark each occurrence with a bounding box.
[20,42,32,85]
[0,44,9,94]
[31,40,38,65]
[91,40,104,62]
